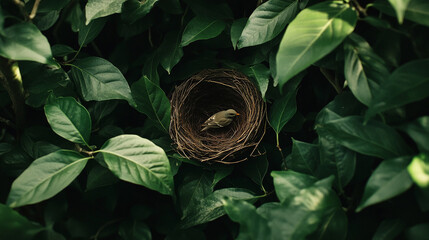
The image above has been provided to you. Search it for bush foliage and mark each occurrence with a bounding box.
[0,0,429,239]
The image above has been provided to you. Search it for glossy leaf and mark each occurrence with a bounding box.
[86,164,119,191]
[69,57,134,105]
[223,198,271,239]
[178,170,213,219]
[180,188,255,229]
[400,116,429,153]
[238,0,298,48]
[121,0,158,23]
[0,204,44,240]
[98,134,174,195]
[374,0,429,27]
[318,116,410,159]
[357,157,413,211]
[131,76,170,133]
[0,23,56,65]
[78,17,107,46]
[242,155,268,191]
[388,0,412,23]
[407,153,429,188]
[7,150,89,208]
[159,30,183,74]
[230,18,247,50]
[344,34,390,106]
[180,16,226,47]
[44,96,91,146]
[366,59,429,120]
[373,219,405,240]
[317,134,356,190]
[264,174,343,240]
[286,139,319,176]
[85,0,126,24]
[51,44,76,57]
[248,64,270,99]
[271,170,317,203]
[276,1,357,88]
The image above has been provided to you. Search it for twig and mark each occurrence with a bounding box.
[0,57,26,132]
[29,0,42,20]
[351,0,367,17]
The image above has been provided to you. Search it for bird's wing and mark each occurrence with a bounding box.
[203,114,216,125]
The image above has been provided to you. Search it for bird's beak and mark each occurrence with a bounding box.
[236,113,240,116]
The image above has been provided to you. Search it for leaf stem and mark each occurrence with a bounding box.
[29,0,41,20]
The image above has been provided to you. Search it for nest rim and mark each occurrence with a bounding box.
[169,69,267,164]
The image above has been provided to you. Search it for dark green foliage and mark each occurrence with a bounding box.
[0,0,428,239]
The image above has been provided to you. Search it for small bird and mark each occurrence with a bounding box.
[201,109,240,131]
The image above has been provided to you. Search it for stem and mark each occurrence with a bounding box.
[29,0,41,20]
[0,57,26,132]
[351,0,367,17]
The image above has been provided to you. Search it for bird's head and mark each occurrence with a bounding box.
[225,109,240,118]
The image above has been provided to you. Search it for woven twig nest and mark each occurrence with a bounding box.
[169,69,266,164]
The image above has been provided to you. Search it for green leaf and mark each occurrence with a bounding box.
[0,23,56,65]
[159,30,183,74]
[317,134,356,190]
[66,2,84,32]
[121,0,158,23]
[238,0,298,49]
[388,0,412,23]
[286,139,319,176]
[178,170,213,219]
[0,204,44,240]
[85,0,127,24]
[357,156,413,212]
[98,134,174,195]
[180,188,255,229]
[230,18,247,50]
[373,219,405,240]
[268,75,302,141]
[131,76,170,133]
[344,33,390,106]
[118,220,151,240]
[44,96,91,146]
[78,17,107,46]
[223,198,271,240]
[366,59,429,120]
[374,0,429,27]
[263,175,342,240]
[317,116,410,159]
[7,150,89,208]
[309,207,347,240]
[248,64,270,99]
[276,1,357,88]
[400,116,429,153]
[69,57,134,105]
[51,44,77,57]
[242,155,268,192]
[407,153,429,188]
[405,223,429,240]
[271,170,317,203]
[180,16,226,47]
[86,164,119,191]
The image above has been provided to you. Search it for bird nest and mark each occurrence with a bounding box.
[169,69,266,164]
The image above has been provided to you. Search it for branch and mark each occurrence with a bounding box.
[0,57,26,131]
